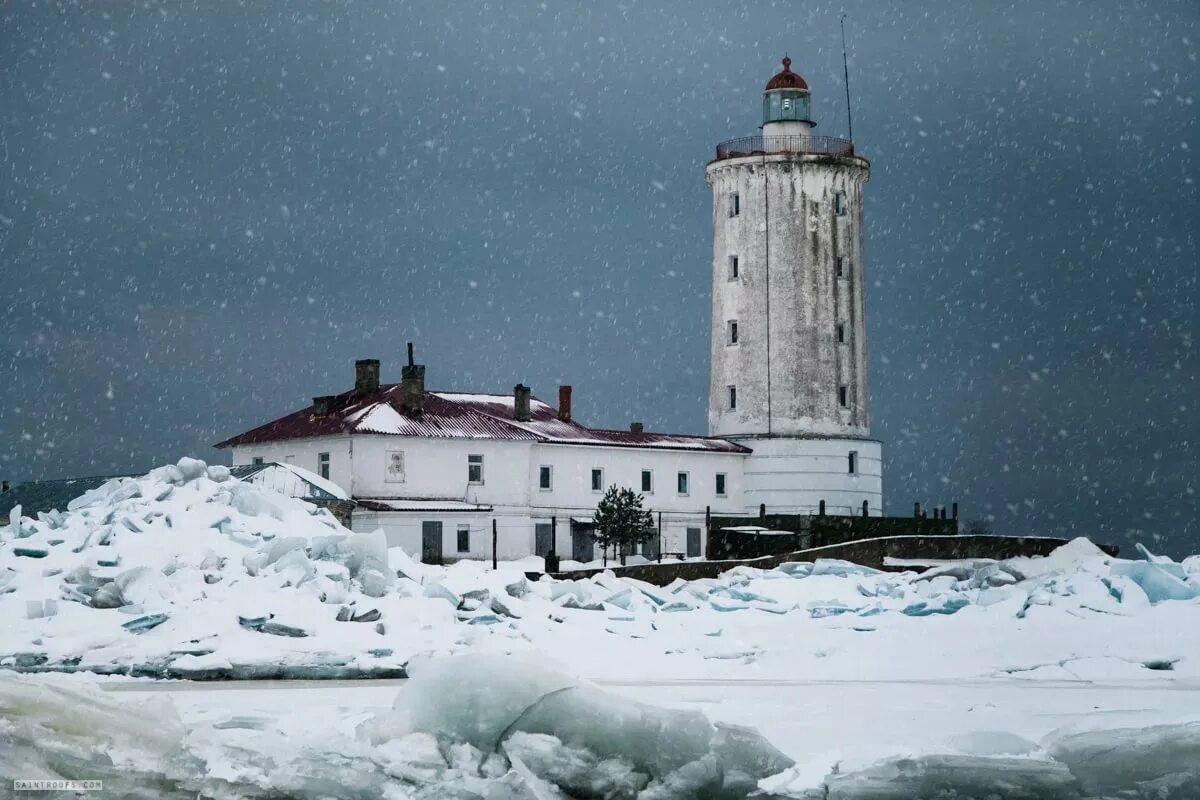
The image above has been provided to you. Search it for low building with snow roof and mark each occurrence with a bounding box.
[215,348,749,563]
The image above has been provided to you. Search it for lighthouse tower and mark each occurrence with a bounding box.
[706,56,882,516]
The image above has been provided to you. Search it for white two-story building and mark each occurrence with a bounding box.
[216,353,749,563]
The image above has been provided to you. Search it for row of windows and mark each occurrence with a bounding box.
[256,452,732,498]
[724,384,853,410]
[728,254,851,282]
[543,464,728,497]
[724,319,849,347]
[727,191,848,218]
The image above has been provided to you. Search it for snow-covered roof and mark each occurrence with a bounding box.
[355,498,493,513]
[216,387,750,454]
[229,461,351,502]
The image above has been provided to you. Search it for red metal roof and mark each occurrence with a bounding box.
[215,386,750,454]
[765,55,808,91]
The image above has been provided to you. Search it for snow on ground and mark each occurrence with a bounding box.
[2,459,1200,797]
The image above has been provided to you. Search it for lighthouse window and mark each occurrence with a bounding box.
[729,255,739,280]
[728,385,737,410]
[838,386,849,408]
[834,192,847,216]
[836,256,847,277]
[848,451,858,475]
[837,323,846,344]
[729,192,740,218]
[728,320,739,345]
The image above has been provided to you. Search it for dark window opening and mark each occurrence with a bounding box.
[729,385,737,410]
[317,452,330,479]
[839,386,849,408]
[848,451,858,475]
[836,256,847,277]
[729,255,739,280]
[837,323,847,343]
[591,468,603,492]
[457,527,470,553]
[715,473,727,496]
[729,192,740,217]
[641,470,653,493]
[251,456,264,466]
[728,320,739,345]
[677,472,689,495]
[538,465,552,490]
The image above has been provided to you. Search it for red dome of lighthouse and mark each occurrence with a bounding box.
[765,56,809,91]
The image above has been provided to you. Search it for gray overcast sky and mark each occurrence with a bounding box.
[1,0,1196,555]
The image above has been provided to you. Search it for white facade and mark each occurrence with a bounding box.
[705,58,883,516]
[231,430,744,563]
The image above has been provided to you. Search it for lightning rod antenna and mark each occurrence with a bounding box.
[841,13,854,142]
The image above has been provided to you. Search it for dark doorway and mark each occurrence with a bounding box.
[535,523,554,557]
[571,524,595,562]
[641,534,660,561]
[686,527,702,558]
[421,521,443,564]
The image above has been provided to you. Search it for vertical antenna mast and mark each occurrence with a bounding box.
[841,13,854,142]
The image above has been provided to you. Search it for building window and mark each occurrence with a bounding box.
[838,386,849,408]
[728,385,737,410]
[834,192,847,216]
[677,471,689,496]
[837,323,847,344]
[317,452,330,480]
[848,451,858,475]
[591,468,604,492]
[468,454,484,485]
[729,255,739,280]
[284,455,295,464]
[457,526,470,553]
[836,256,847,277]
[385,450,406,483]
[251,456,264,466]
[641,469,653,493]
[539,465,553,490]
[729,192,740,218]
[727,320,739,345]
[715,473,727,496]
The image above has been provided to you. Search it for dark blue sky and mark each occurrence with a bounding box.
[1,0,1195,555]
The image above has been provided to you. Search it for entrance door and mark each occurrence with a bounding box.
[686,527,702,558]
[421,521,443,564]
[641,534,660,560]
[571,526,594,563]
[535,523,554,557]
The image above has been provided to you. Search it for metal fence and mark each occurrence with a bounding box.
[714,135,855,161]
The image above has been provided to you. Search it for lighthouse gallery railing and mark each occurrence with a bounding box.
[713,135,855,161]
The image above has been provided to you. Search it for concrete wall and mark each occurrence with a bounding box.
[707,152,871,439]
[544,535,1121,586]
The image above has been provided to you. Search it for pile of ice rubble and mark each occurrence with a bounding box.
[1,458,1198,679]
[4,658,1199,800]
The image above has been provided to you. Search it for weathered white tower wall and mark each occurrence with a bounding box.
[705,58,883,516]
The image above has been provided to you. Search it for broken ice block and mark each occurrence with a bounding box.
[121,613,169,633]
[258,621,308,637]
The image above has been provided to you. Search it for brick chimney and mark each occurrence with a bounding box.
[514,384,532,422]
[557,385,572,423]
[401,342,426,416]
[355,359,380,395]
[312,395,334,416]
[629,421,644,433]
